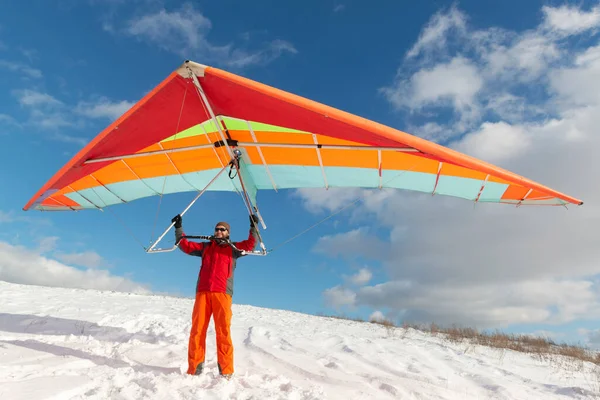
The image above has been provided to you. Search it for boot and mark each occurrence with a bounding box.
[193,362,204,375]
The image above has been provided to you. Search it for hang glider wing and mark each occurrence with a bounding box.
[23,60,583,212]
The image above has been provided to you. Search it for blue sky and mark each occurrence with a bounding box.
[2,0,600,347]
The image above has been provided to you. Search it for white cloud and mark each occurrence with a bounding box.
[9,88,134,143]
[225,40,298,69]
[411,122,447,142]
[29,109,78,129]
[55,251,105,269]
[0,114,21,129]
[13,89,62,107]
[584,329,600,347]
[406,5,467,59]
[381,56,483,141]
[549,45,600,108]
[382,57,482,113]
[75,97,135,120]
[542,5,600,35]
[294,187,364,214]
[344,268,373,286]
[308,3,600,331]
[125,3,214,55]
[0,241,149,294]
[379,3,600,142]
[0,60,42,79]
[323,285,356,308]
[411,57,483,111]
[482,32,560,81]
[453,121,531,163]
[312,227,388,261]
[354,279,600,328]
[115,2,296,68]
[0,210,51,226]
[19,48,38,63]
[11,90,81,136]
[483,93,547,123]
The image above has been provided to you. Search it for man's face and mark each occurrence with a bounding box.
[214,225,228,239]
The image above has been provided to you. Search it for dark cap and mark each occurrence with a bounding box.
[215,221,230,231]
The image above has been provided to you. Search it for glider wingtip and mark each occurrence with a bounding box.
[22,198,35,212]
[22,200,38,212]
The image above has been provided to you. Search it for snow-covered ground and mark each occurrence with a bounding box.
[0,280,598,399]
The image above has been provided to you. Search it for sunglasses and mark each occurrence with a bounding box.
[215,227,227,232]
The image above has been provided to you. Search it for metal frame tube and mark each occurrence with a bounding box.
[313,134,328,189]
[187,67,236,161]
[84,143,214,164]
[84,142,419,164]
[178,235,268,256]
[186,69,268,255]
[146,159,233,253]
[231,152,268,254]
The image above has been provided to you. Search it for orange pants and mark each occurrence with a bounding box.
[187,291,234,375]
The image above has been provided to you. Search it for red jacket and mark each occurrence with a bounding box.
[176,227,257,295]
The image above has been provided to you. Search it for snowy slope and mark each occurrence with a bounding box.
[0,281,597,399]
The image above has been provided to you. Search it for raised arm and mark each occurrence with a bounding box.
[233,215,259,252]
[172,214,205,256]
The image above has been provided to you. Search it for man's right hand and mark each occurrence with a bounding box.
[171,214,182,229]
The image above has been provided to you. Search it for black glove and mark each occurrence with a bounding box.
[171,214,182,229]
[249,214,259,227]
[213,237,229,245]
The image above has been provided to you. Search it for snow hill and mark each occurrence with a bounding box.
[0,280,598,399]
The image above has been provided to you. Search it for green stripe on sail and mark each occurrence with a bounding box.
[161,117,310,142]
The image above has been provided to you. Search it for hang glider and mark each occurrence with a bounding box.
[23,60,583,254]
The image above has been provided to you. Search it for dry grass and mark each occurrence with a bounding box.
[403,321,600,366]
[316,312,600,367]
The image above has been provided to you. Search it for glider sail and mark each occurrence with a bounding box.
[23,60,583,251]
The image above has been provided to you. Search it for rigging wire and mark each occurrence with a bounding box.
[265,162,421,253]
[150,80,189,244]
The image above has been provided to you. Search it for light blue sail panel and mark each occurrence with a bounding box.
[142,175,199,195]
[66,169,241,209]
[434,175,484,200]
[237,158,258,205]
[88,184,127,206]
[247,165,377,191]
[65,186,129,208]
[381,170,437,193]
[246,165,275,190]
[93,179,161,203]
[325,167,379,188]
[249,166,439,192]
[264,166,327,189]
[64,190,106,209]
[184,170,241,191]
[477,181,509,202]
[141,170,239,194]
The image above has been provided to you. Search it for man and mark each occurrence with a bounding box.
[171,213,259,379]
